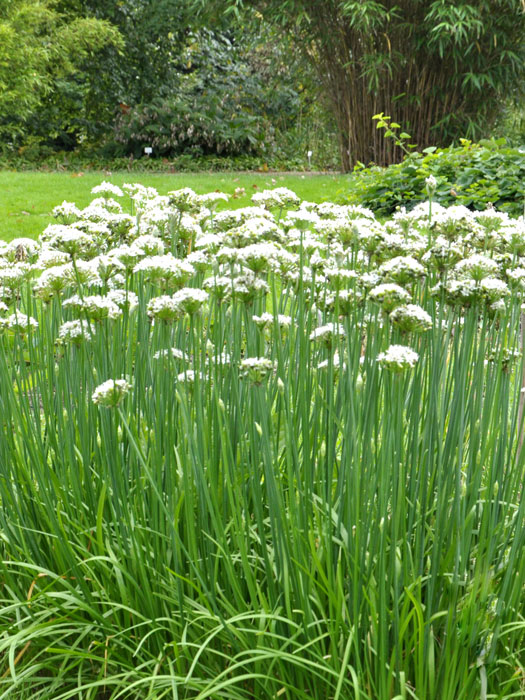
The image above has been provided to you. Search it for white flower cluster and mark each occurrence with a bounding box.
[378,256,425,284]
[147,288,208,321]
[240,357,277,385]
[0,313,39,333]
[236,242,281,272]
[1,238,40,263]
[92,378,131,408]
[251,187,300,209]
[369,283,411,312]
[57,319,94,344]
[153,347,187,361]
[34,265,75,300]
[389,304,433,333]
[4,178,525,401]
[212,206,273,232]
[63,294,123,321]
[309,323,346,346]
[168,188,200,213]
[147,295,183,323]
[0,263,33,290]
[91,182,124,199]
[47,226,98,258]
[172,288,208,315]
[377,345,419,371]
[252,312,292,329]
[197,192,229,208]
[455,254,499,281]
[53,200,81,223]
[133,255,195,288]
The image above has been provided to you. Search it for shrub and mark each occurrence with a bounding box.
[111,28,326,161]
[113,94,270,158]
[0,0,122,144]
[343,138,525,217]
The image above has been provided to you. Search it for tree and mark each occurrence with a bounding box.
[0,0,122,144]
[210,0,525,169]
[32,1,320,160]
[56,0,201,105]
[25,0,227,149]
[111,25,316,159]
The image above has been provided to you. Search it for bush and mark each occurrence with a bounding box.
[113,95,270,158]
[343,139,525,217]
[111,30,296,159]
[109,28,339,165]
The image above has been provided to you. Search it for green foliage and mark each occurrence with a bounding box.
[493,96,525,147]
[59,0,214,104]
[111,27,327,161]
[0,0,122,142]
[372,112,417,157]
[213,0,525,168]
[44,0,209,145]
[344,139,525,216]
[0,1,333,166]
[0,150,303,174]
[111,34,267,157]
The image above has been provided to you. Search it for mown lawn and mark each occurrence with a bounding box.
[0,171,349,241]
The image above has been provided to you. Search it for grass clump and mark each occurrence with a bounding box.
[0,184,524,699]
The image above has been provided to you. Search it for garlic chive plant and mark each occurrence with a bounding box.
[0,183,524,699]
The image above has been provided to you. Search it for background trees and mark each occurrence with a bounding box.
[110,23,321,160]
[0,0,121,145]
[219,0,525,168]
[0,0,523,170]
[1,0,329,166]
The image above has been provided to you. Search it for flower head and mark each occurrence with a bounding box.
[147,295,183,323]
[91,182,124,199]
[0,313,39,334]
[62,294,122,321]
[57,319,95,345]
[92,379,131,408]
[172,287,209,315]
[389,304,433,333]
[425,175,437,195]
[240,357,277,385]
[369,283,411,312]
[377,344,419,372]
[168,188,199,213]
[309,323,346,347]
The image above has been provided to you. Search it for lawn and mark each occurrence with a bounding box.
[0,171,349,242]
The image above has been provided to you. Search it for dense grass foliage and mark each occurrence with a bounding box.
[0,184,524,698]
[344,139,525,217]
